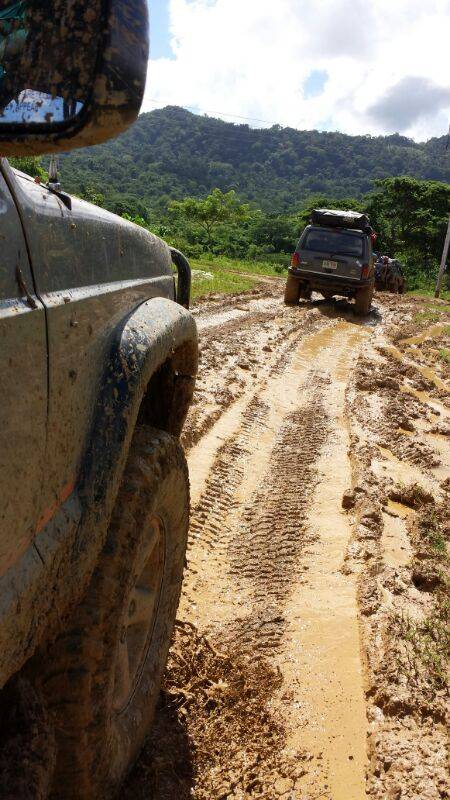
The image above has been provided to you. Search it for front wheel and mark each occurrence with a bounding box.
[354,284,373,316]
[284,274,300,305]
[39,426,189,799]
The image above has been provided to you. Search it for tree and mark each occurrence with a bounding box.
[366,177,450,283]
[8,156,48,181]
[249,213,299,254]
[168,189,250,251]
[78,186,106,207]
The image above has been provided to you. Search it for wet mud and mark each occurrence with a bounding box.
[120,289,449,799]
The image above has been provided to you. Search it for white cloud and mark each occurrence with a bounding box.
[143,0,450,141]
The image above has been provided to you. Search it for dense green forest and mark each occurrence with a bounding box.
[59,106,450,218]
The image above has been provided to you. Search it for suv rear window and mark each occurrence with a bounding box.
[302,229,364,258]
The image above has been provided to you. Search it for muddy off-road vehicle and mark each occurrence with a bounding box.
[285,208,376,315]
[375,256,406,294]
[0,3,197,798]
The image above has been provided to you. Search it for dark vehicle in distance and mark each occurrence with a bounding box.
[285,208,376,315]
[0,2,197,798]
[375,256,406,294]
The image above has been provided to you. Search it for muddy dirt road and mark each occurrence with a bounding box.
[124,286,449,800]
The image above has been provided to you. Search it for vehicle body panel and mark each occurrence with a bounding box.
[0,170,47,578]
[0,162,198,687]
[5,164,174,555]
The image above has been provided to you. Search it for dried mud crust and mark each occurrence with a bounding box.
[383,293,450,397]
[345,307,449,799]
[353,356,442,471]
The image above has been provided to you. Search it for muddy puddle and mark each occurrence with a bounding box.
[399,322,447,346]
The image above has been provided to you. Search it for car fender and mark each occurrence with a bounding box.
[81,295,198,517]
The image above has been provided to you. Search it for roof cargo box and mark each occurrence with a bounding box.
[311,208,372,232]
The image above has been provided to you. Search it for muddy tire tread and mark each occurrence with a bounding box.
[36,426,189,799]
[355,284,373,315]
[284,274,300,305]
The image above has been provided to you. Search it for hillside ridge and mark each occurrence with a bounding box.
[61,105,450,215]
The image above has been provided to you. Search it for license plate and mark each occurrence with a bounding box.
[323,260,338,269]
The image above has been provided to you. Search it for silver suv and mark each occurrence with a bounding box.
[284,209,375,315]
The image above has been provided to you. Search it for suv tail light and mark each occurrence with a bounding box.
[291,252,300,267]
[361,264,370,278]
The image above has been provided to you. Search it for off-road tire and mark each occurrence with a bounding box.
[354,284,373,316]
[38,426,189,799]
[284,274,300,305]
[299,287,312,301]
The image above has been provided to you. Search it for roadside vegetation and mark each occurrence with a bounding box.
[11,156,450,296]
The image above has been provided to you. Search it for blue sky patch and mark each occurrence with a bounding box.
[149,0,174,60]
[303,69,328,99]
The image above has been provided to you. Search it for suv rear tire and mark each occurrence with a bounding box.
[284,274,300,305]
[38,426,189,799]
[354,285,373,316]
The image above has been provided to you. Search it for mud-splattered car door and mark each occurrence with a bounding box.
[4,163,173,574]
[0,165,47,577]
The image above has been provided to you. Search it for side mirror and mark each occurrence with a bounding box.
[0,0,149,156]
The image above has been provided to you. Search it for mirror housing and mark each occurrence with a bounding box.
[0,0,149,156]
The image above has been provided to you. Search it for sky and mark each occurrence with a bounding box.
[144,0,450,142]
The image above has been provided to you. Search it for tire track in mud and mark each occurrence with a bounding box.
[176,320,371,800]
[228,383,329,655]
[182,295,326,453]
[126,306,374,800]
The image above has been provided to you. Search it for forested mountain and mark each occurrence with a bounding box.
[60,106,450,216]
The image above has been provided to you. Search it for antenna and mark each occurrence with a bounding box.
[48,155,61,191]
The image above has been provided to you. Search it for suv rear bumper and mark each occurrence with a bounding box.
[288,267,373,294]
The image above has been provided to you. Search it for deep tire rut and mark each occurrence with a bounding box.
[229,383,329,655]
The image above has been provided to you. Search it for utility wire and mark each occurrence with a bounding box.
[144,98,283,127]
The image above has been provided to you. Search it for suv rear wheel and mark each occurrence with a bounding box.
[38,426,189,799]
[284,274,300,305]
[354,285,373,316]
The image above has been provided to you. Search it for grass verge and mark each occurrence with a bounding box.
[191,255,286,278]
[408,288,450,303]
[190,269,257,300]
